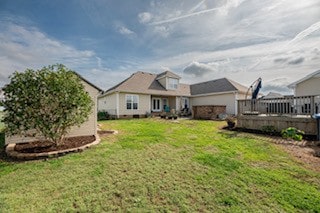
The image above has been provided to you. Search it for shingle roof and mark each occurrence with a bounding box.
[104,71,190,96]
[190,78,248,95]
[262,92,283,99]
[103,72,248,97]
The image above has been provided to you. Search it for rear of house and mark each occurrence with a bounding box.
[98,71,191,118]
[99,70,249,118]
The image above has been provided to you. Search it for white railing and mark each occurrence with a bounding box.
[238,95,320,116]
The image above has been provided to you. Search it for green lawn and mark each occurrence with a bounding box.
[0,119,320,212]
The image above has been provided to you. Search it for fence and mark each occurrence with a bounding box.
[238,95,320,116]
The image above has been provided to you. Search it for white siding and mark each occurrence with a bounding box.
[295,77,320,96]
[118,93,151,116]
[98,93,117,115]
[6,80,100,144]
[176,97,181,110]
[68,80,99,137]
[190,93,236,115]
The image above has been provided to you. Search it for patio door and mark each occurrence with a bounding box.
[163,98,168,111]
[182,97,189,109]
[152,98,161,112]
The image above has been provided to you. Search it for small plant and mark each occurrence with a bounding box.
[167,113,178,120]
[225,116,236,129]
[160,112,166,119]
[281,127,304,141]
[97,111,109,120]
[261,125,277,135]
[145,111,152,118]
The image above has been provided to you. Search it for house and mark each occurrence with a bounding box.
[262,92,284,99]
[288,70,320,114]
[98,70,248,118]
[98,71,190,118]
[5,73,102,145]
[288,70,320,96]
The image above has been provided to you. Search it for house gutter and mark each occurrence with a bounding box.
[190,90,238,97]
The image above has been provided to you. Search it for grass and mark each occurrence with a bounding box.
[0,118,320,212]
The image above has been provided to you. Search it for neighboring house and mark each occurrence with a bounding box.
[5,73,102,145]
[288,70,320,96]
[288,70,320,114]
[262,92,284,99]
[98,70,248,118]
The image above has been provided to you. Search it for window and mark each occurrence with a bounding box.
[168,78,178,90]
[126,94,139,110]
[152,98,161,111]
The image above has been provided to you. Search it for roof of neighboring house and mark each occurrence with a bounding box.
[104,71,190,96]
[190,78,248,95]
[156,70,181,80]
[262,92,284,99]
[288,70,320,88]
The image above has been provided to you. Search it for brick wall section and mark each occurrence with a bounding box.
[192,105,226,120]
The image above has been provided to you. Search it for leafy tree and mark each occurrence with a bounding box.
[1,64,93,146]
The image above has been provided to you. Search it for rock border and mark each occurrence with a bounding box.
[5,131,118,160]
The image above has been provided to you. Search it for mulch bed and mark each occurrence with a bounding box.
[14,135,96,153]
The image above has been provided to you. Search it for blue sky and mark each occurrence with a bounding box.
[0,0,320,94]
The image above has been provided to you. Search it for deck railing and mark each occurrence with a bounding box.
[238,95,320,116]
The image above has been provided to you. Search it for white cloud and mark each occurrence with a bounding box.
[153,26,170,37]
[117,26,135,35]
[0,21,96,86]
[138,12,153,24]
[183,61,215,77]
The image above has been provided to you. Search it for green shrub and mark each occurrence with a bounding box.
[281,127,304,141]
[261,125,278,135]
[2,64,93,146]
[97,111,109,120]
[225,116,236,128]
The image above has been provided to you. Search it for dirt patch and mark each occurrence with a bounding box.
[223,126,320,172]
[14,135,95,153]
[276,143,320,172]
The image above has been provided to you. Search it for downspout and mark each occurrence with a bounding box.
[148,95,151,114]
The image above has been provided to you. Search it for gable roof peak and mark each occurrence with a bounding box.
[156,70,181,80]
[288,69,320,88]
